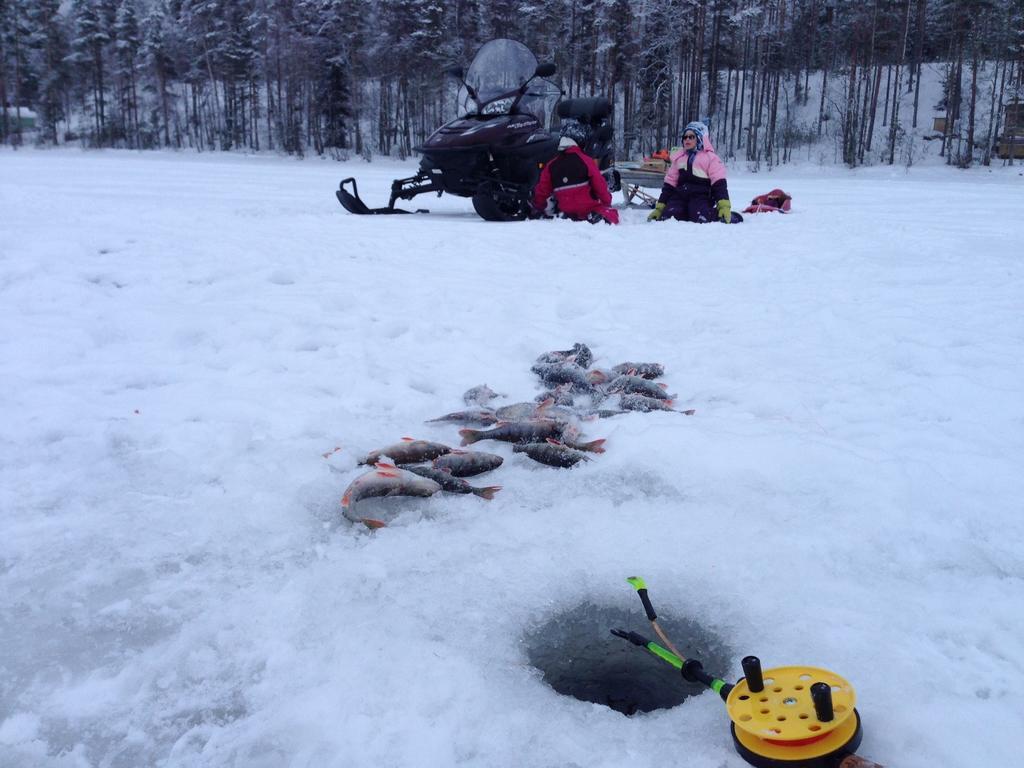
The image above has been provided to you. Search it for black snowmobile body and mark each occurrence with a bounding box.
[336,39,616,222]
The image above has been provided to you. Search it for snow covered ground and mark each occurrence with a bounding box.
[1,148,1023,768]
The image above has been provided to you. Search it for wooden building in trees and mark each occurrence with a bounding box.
[996,103,1024,159]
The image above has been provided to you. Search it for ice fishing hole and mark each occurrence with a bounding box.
[524,602,732,716]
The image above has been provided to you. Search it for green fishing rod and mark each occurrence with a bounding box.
[609,626,735,700]
[612,576,734,701]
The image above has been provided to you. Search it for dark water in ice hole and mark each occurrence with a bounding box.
[525,602,734,716]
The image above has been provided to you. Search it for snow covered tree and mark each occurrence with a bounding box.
[140,1,178,146]
[1,0,38,145]
[27,0,69,143]
[67,0,111,144]
[113,0,141,146]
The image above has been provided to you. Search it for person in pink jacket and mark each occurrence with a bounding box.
[647,121,740,224]
[532,120,619,224]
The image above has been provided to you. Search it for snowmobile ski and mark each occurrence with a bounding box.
[336,178,423,215]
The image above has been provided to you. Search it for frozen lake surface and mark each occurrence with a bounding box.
[1,148,1023,768]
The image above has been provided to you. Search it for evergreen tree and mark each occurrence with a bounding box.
[140,1,177,146]
[67,0,111,144]
[27,0,70,143]
[113,0,142,145]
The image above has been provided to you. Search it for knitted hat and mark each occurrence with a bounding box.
[683,121,708,151]
[559,119,590,148]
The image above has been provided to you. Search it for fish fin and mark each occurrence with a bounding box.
[341,492,351,508]
[545,437,564,446]
[665,399,674,406]
[536,397,554,413]
[458,428,478,446]
[400,436,415,442]
[473,485,502,500]
[578,438,606,453]
[658,383,668,389]
[681,409,696,416]
[375,465,401,478]
[361,518,388,530]
[375,461,398,470]
[589,370,608,384]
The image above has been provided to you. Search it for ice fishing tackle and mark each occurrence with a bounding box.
[612,577,884,768]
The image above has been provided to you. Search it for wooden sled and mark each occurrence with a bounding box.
[613,162,666,208]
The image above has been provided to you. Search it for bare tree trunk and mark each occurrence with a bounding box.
[844,54,858,165]
[723,67,733,155]
[888,0,912,163]
[984,58,1006,165]
[736,28,750,154]
[866,64,882,154]
[911,0,927,127]
[708,0,722,117]
[882,65,892,127]
[963,46,979,167]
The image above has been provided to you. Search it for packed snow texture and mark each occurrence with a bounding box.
[1,148,1023,768]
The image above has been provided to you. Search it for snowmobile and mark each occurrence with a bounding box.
[335,39,616,222]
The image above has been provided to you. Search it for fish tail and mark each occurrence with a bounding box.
[473,485,502,500]
[458,428,479,446]
[578,438,607,453]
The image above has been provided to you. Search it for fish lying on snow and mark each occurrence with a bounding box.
[531,362,607,392]
[619,394,694,414]
[495,399,553,421]
[341,462,442,528]
[582,408,629,419]
[606,374,676,401]
[535,386,575,406]
[432,449,504,477]
[463,384,504,406]
[611,362,665,379]
[425,408,498,426]
[459,418,572,446]
[405,465,501,499]
[513,440,591,468]
[560,435,606,453]
[534,342,593,369]
[359,438,453,466]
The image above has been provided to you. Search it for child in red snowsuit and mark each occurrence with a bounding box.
[532,120,619,224]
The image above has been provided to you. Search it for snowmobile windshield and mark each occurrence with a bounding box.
[457,39,560,128]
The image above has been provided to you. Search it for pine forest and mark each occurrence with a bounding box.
[1,0,1022,167]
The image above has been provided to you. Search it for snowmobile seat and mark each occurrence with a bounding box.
[557,97,612,124]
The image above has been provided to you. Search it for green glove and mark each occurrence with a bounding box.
[648,202,666,222]
[717,198,732,223]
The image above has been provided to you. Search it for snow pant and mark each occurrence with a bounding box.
[560,202,620,225]
[663,185,718,223]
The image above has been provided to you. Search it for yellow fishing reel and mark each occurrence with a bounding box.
[613,579,882,767]
[726,657,864,768]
